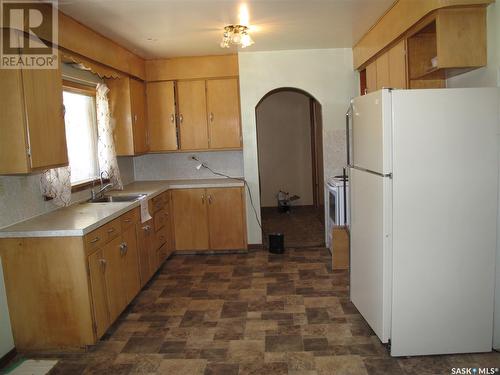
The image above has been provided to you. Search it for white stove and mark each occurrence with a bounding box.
[325,176,349,248]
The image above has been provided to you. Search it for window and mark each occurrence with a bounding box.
[62,83,99,186]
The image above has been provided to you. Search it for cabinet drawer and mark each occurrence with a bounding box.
[155,226,168,249]
[151,192,168,212]
[85,220,122,252]
[121,207,140,230]
[154,209,168,231]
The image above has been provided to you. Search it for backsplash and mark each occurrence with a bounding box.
[0,158,135,229]
[133,151,244,180]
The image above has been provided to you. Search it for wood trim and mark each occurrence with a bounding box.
[59,12,146,80]
[71,178,110,193]
[352,0,493,69]
[145,55,239,81]
[63,80,96,97]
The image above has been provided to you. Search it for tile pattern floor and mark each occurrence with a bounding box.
[33,247,500,374]
[261,206,325,248]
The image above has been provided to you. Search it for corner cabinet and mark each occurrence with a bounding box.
[107,77,149,156]
[172,187,246,251]
[0,59,68,174]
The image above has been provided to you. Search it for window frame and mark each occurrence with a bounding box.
[62,80,102,192]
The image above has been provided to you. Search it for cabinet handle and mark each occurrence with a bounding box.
[119,242,128,255]
[170,114,175,124]
[107,228,115,233]
[179,114,183,123]
[201,194,205,204]
[123,218,131,223]
[133,114,138,123]
[99,259,107,271]
[209,112,214,122]
[208,195,212,204]
[90,237,100,243]
[142,225,151,232]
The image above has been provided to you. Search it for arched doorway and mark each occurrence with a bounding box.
[255,88,324,248]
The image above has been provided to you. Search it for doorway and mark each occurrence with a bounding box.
[255,88,324,248]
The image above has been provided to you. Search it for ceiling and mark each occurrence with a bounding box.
[58,0,395,59]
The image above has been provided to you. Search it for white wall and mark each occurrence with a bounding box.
[239,48,356,244]
[133,151,244,180]
[447,3,500,349]
[256,91,313,207]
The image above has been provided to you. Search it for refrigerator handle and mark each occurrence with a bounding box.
[345,102,352,167]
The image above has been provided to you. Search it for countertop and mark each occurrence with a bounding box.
[0,178,244,238]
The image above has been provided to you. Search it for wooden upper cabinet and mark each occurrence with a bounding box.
[365,61,377,94]
[207,187,246,250]
[147,81,178,151]
[177,80,209,150]
[130,79,148,154]
[388,40,407,89]
[375,52,390,90]
[0,58,68,174]
[408,7,486,81]
[88,249,110,339]
[107,77,148,156]
[206,78,241,149]
[171,189,209,250]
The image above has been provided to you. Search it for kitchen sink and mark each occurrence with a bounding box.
[87,194,146,203]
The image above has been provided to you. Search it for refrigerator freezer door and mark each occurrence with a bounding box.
[350,167,392,343]
[390,88,498,356]
[351,89,392,175]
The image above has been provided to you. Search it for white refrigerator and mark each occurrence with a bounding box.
[349,88,498,357]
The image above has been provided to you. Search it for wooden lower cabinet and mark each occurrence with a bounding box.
[121,225,141,304]
[172,187,246,252]
[172,189,210,250]
[207,188,246,250]
[88,249,110,339]
[136,219,154,286]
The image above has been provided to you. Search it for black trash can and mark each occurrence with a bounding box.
[268,233,285,254]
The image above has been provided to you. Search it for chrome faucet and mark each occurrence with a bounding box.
[90,171,114,200]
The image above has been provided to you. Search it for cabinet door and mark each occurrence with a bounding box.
[207,187,246,250]
[130,79,149,154]
[206,78,241,149]
[375,52,390,90]
[366,61,377,93]
[107,77,134,156]
[88,249,110,339]
[177,80,208,150]
[172,189,209,250]
[136,220,154,287]
[22,61,68,169]
[102,236,127,322]
[388,39,407,89]
[147,81,178,151]
[122,225,141,304]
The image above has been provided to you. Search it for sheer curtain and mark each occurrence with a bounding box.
[40,166,72,206]
[96,83,123,189]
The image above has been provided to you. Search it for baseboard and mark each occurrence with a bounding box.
[247,244,265,250]
[0,348,17,370]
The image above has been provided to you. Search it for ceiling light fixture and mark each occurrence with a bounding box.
[220,24,254,48]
